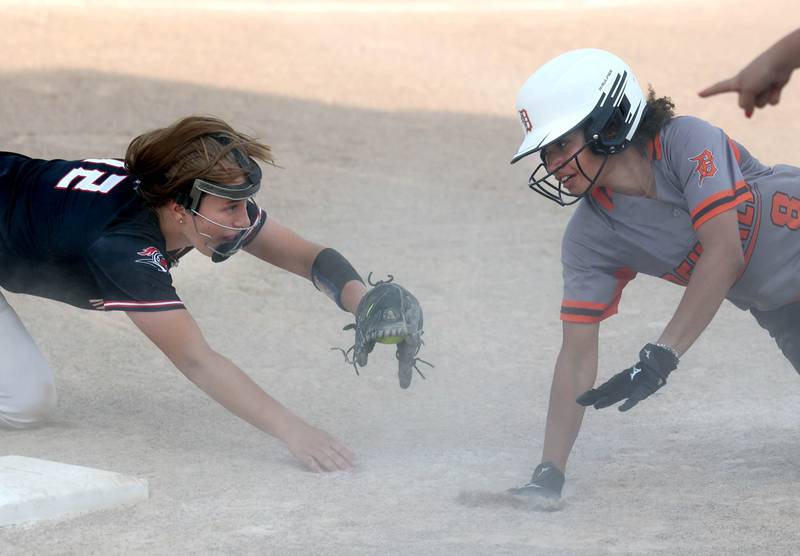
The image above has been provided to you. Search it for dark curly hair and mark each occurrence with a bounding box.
[630,86,675,152]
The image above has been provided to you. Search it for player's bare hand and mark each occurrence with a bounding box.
[698,52,793,117]
[283,420,355,472]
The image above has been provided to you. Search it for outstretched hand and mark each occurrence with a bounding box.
[576,343,679,412]
[698,54,793,117]
[283,420,355,472]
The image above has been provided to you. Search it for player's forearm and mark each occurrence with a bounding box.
[541,346,598,471]
[177,350,302,442]
[762,28,800,72]
[658,247,743,355]
[340,280,367,314]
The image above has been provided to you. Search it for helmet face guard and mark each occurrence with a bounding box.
[528,138,609,206]
[190,197,262,262]
[183,151,262,212]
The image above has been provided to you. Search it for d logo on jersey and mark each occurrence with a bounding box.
[689,149,717,187]
[519,109,533,133]
[136,247,169,273]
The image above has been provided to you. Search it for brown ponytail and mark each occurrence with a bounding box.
[125,115,274,207]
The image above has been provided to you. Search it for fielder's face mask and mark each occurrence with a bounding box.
[178,144,263,262]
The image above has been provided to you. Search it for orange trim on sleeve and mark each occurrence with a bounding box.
[561,314,604,324]
[690,181,752,230]
[690,188,736,220]
[560,301,605,323]
[560,268,636,323]
[694,194,752,229]
[561,300,607,310]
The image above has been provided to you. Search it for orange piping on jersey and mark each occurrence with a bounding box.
[727,136,742,164]
[661,242,703,286]
[591,186,614,210]
[690,181,752,230]
[735,182,761,282]
[737,203,755,227]
[689,182,748,219]
[562,300,607,310]
[647,134,663,161]
[694,195,751,229]
[663,182,760,287]
[560,299,607,324]
[689,189,732,222]
[560,268,636,323]
[560,313,604,324]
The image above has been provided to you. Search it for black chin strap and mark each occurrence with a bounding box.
[574,151,609,203]
[527,140,609,206]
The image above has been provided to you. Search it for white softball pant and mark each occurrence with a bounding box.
[0,291,57,428]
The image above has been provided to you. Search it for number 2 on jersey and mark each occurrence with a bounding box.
[54,159,127,194]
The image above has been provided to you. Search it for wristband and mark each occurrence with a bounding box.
[311,248,363,310]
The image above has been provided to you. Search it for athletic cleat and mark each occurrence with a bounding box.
[507,462,565,500]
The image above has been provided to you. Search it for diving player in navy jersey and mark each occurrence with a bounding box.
[0,116,369,473]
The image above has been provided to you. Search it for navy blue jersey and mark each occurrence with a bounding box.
[0,153,176,311]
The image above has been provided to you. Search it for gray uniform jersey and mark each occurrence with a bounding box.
[561,115,800,323]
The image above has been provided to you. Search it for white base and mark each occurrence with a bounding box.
[0,456,149,527]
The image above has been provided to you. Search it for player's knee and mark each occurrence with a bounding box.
[751,304,800,375]
[775,334,800,375]
[0,380,57,429]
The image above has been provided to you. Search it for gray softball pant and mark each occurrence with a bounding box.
[0,291,57,428]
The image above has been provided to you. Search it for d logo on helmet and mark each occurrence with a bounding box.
[519,109,533,133]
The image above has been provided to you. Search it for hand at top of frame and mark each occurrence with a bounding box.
[698,51,794,117]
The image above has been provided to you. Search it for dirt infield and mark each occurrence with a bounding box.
[1,1,799,554]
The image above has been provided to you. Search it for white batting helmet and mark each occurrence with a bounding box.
[511,48,647,164]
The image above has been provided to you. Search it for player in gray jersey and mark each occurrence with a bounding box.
[505,48,800,501]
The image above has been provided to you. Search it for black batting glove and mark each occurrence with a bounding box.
[576,343,679,412]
